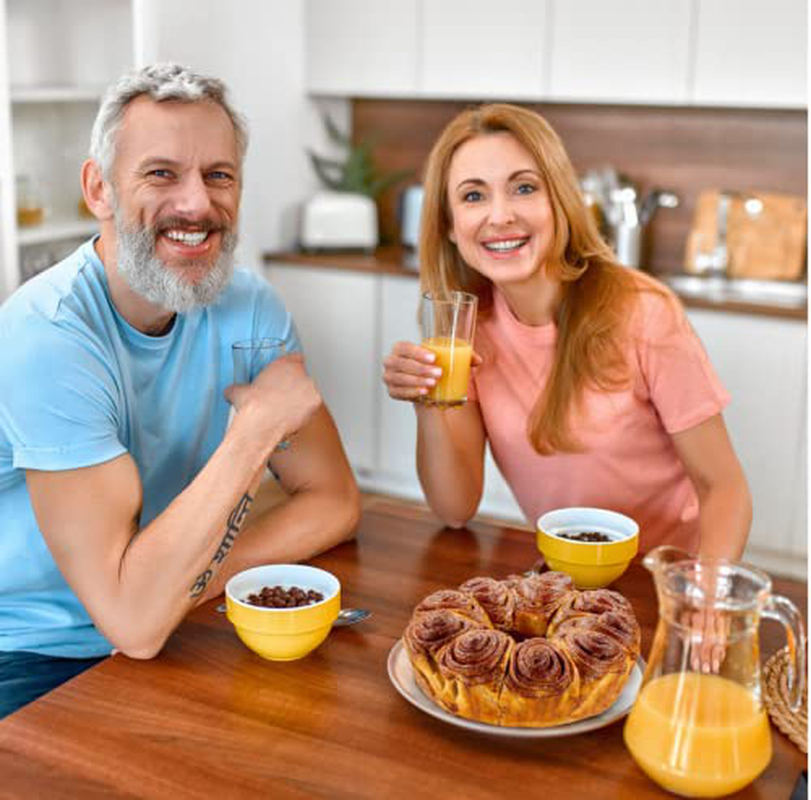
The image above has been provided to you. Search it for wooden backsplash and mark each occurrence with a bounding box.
[353,99,807,275]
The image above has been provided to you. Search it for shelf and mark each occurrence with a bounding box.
[17,217,99,246]
[10,85,105,104]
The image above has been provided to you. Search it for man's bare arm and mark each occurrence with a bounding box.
[195,405,361,602]
[25,356,320,659]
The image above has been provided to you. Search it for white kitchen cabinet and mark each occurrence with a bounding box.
[421,0,548,100]
[0,0,143,300]
[687,309,807,578]
[305,0,418,97]
[304,0,805,109]
[549,0,691,105]
[693,0,806,109]
[264,264,379,475]
[376,274,420,491]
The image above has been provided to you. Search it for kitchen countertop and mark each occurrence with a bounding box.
[0,495,805,799]
[263,248,807,321]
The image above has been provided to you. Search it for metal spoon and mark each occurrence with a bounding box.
[216,603,371,627]
[333,607,372,627]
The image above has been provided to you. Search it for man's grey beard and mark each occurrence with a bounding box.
[113,212,237,314]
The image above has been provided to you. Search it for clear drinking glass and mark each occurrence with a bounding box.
[418,291,478,408]
[231,338,292,451]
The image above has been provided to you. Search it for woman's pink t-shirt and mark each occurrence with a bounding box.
[468,283,730,554]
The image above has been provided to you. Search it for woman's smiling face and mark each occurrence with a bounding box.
[446,131,556,290]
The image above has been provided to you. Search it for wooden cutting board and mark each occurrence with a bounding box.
[685,190,807,280]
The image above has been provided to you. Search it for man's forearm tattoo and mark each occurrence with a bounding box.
[189,491,254,598]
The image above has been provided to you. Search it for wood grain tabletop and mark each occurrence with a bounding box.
[0,496,806,800]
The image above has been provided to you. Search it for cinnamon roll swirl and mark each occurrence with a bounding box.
[512,572,575,636]
[500,638,581,727]
[558,628,635,720]
[547,588,632,636]
[414,589,490,626]
[551,612,640,659]
[404,609,475,658]
[560,629,627,679]
[571,588,633,616]
[434,629,513,724]
[507,638,576,697]
[438,629,511,685]
[404,610,477,700]
[459,577,515,630]
[594,611,641,656]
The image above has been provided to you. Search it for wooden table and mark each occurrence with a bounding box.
[0,498,806,799]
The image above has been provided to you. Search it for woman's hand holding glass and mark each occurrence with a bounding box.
[383,341,482,403]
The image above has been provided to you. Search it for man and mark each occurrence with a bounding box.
[0,63,361,717]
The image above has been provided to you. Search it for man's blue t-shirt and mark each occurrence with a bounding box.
[0,239,301,657]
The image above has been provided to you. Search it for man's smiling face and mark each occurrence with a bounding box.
[108,96,241,311]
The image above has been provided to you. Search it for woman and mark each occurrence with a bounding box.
[383,103,751,559]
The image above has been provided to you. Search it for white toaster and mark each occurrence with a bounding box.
[300,191,378,252]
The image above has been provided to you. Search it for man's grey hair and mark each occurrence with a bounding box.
[89,62,249,180]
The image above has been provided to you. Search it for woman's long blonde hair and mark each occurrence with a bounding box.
[419,103,650,455]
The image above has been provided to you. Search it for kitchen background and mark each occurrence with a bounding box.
[0,0,806,578]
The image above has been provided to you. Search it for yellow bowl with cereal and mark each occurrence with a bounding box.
[536,507,639,589]
[225,564,341,661]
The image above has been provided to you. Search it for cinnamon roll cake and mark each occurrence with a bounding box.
[403,572,640,727]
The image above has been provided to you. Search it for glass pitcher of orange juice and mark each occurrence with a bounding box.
[624,546,805,798]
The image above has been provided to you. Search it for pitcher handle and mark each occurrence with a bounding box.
[761,594,806,712]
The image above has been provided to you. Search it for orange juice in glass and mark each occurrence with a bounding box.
[419,291,477,408]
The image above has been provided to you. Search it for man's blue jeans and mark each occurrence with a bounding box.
[0,650,105,719]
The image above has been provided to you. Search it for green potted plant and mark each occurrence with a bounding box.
[300,114,411,252]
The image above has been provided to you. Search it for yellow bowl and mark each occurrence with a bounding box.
[536,507,639,589]
[225,564,341,661]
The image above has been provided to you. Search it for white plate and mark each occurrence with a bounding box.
[387,639,644,738]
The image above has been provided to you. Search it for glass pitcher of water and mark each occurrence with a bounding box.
[624,546,805,798]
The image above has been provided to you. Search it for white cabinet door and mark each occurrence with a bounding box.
[264,264,378,474]
[305,0,418,96]
[7,0,133,89]
[687,309,807,572]
[693,0,807,108]
[421,0,548,100]
[377,274,422,494]
[548,0,691,104]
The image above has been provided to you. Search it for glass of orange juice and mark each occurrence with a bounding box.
[419,291,477,408]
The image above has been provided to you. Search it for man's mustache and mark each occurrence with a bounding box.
[154,216,226,234]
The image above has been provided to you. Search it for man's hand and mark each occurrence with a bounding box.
[225,354,322,448]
